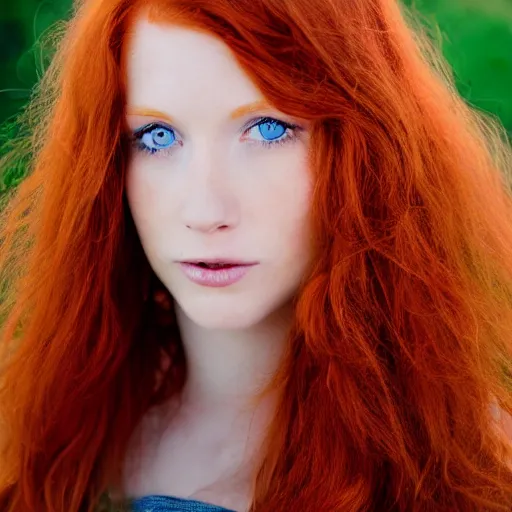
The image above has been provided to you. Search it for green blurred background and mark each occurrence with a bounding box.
[0,0,511,139]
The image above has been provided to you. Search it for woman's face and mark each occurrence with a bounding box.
[125,18,313,330]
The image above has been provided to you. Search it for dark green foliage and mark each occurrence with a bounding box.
[0,0,72,125]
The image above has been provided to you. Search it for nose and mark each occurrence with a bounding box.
[179,154,239,234]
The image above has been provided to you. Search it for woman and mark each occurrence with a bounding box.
[0,0,511,510]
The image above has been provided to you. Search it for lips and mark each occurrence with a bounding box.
[182,260,254,268]
[189,262,236,269]
[178,260,258,287]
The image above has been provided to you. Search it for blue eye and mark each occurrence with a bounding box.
[132,123,177,154]
[244,117,298,147]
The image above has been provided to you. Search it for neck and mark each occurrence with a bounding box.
[174,302,292,411]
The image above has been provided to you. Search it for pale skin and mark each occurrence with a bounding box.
[118,13,512,512]
[121,15,313,512]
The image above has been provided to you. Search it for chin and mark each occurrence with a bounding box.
[175,293,277,331]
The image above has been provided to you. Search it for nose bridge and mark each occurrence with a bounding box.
[179,143,239,233]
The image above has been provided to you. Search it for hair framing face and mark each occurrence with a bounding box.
[0,0,511,511]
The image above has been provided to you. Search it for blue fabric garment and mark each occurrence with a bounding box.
[131,495,236,512]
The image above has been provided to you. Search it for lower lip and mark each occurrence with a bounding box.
[179,263,256,288]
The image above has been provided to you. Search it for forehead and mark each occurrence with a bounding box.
[124,17,263,108]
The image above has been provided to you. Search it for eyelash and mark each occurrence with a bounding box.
[131,117,301,157]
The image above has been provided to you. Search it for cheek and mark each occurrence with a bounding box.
[267,150,312,221]
[126,164,149,217]
[126,160,176,218]
[278,181,312,258]
[250,150,313,254]
[125,163,166,245]
[245,143,311,204]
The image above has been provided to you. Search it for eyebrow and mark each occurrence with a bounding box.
[126,107,175,124]
[229,100,272,119]
[126,100,272,123]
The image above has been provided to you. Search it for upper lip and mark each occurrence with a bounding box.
[179,259,258,266]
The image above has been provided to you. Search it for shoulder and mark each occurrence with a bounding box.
[493,404,512,469]
[500,407,512,442]
[491,401,512,440]
[490,400,512,441]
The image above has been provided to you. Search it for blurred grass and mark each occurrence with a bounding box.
[403,0,512,138]
[0,0,72,125]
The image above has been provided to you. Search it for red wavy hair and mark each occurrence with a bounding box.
[1,0,512,510]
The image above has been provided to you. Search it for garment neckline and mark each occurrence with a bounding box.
[131,494,236,511]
